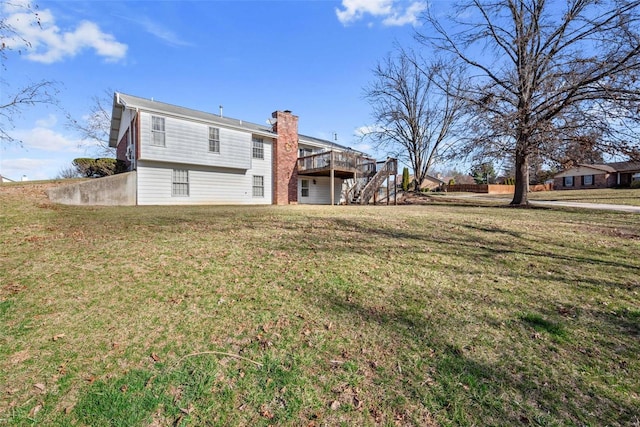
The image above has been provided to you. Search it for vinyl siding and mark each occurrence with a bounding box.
[137,146,272,205]
[298,176,342,205]
[138,111,253,170]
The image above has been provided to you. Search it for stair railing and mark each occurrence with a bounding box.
[358,158,397,205]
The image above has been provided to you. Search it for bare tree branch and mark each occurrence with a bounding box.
[363,49,466,191]
[418,0,640,205]
[65,88,115,156]
[0,0,60,145]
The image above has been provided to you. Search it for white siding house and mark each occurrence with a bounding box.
[108,93,379,206]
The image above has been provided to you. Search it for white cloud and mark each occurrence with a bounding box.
[11,117,84,153]
[382,2,428,26]
[355,125,382,136]
[2,2,127,63]
[138,17,192,47]
[1,158,54,181]
[35,114,58,128]
[336,0,393,24]
[336,0,427,26]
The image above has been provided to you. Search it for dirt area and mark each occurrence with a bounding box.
[0,181,68,204]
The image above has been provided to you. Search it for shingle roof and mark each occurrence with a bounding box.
[117,93,275,135]
[601,161,640,172]
[579,163,617,173]
[110,92,357,152]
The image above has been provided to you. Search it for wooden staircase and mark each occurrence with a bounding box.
[348,158,398,205]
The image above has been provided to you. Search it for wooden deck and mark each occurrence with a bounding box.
[297,151,376,179]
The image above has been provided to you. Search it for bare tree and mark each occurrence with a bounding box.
[66,88,115,156]
[363,49,466,191]
[56,165,79,179]
[420,0,640,205]
[1,0,59,145]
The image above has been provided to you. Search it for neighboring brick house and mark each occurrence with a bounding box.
[553,161,640,190]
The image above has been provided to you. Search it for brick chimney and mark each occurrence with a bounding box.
[272,110,299,205]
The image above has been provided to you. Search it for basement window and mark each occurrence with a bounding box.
[172,169,189,196]
[253,175,264,197]
[301,179,309,197]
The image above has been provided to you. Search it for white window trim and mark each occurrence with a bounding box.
[151,116,166,147]
[209,127,220,153]
[301,179,310,197]
[252,138,264,159]
[172,169,189,197]
[252,175,264,197]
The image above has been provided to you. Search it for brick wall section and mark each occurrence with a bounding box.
[116,129,130,168]
[272,110,299,205]
[553,173,614,190]
[115,113,139,171]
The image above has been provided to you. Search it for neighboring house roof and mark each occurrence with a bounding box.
[602,161,640,172]
[555,161,640,178]
[109,92,359,153]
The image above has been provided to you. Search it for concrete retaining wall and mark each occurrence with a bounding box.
[47,172,136,205]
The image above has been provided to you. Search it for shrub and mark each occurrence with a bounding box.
[72,158,128,178]
[401,167,410,192]
[631,179,640,189]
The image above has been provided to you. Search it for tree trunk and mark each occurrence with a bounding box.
[511,148,529,206]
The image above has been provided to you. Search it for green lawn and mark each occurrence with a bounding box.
[1,183,639,426]
[443,187,640,206]
[528,187,640,206]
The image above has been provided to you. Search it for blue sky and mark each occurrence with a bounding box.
[1,0,432,181]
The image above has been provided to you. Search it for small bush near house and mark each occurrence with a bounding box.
[73,158,127,178]
[631,179,640,188]
[401,167,410,191]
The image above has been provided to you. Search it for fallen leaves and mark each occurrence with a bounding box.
[260,404,275,419]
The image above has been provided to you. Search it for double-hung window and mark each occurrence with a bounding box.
[172,169,189,196]
[564,176,574,187]
[209,127,220,153]
[252,137,264,159]
[151,116,165,146]
[582,175,594,186]
[252,175,264,197]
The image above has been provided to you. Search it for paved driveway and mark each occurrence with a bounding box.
[528,200,640,213]
[444,194,640,213]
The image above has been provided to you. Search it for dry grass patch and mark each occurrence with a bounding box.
[1,183,639,426]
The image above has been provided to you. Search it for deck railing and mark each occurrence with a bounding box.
[297,151,376,175]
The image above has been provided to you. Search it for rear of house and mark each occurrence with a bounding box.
[108,93,388,206]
